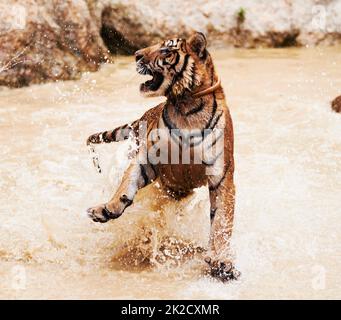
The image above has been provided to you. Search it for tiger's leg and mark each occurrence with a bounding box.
[86,120,140,146]
[206,168,240,281]
[87,163,157,223]
[86,120,141,173]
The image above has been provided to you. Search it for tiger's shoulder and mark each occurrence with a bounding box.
[139,102,165,125]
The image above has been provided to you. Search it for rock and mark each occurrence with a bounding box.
[331,95,341,113]
[100,0,341,49]
[1,0,341,88]
[0,0,109,88]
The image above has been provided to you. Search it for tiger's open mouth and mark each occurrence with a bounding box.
[137,65,164,92]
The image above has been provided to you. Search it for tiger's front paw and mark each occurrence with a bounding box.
[86,133,101,145]
[204,257,240,282]
[87,204,122,223]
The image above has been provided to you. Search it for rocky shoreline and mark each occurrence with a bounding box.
[1,0,341,87]
[331,95,341,113]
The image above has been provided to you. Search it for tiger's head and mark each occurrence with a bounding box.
[135,32,214,99]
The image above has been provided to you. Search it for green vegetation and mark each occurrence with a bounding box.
[236,7,246,25]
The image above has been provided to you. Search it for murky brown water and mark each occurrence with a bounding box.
[0,47,340,299]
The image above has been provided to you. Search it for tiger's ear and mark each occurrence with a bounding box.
[187,32,207,58]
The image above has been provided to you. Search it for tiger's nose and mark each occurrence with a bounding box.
[135,51,144,62]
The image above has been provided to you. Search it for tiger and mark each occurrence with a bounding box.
[86,32,240,281]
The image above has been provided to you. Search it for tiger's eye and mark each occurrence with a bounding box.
[160,48,171,55]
